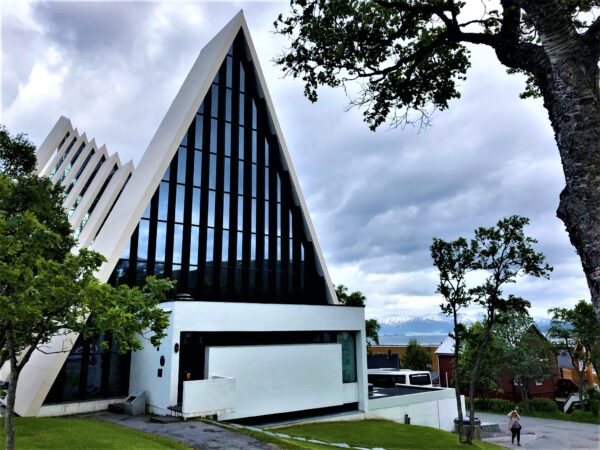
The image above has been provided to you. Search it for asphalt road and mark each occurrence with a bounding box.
[478,412,600,449]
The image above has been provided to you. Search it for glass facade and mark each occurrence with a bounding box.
[44,333,130,404]
[111,34,327,305]
[44,32,333,407]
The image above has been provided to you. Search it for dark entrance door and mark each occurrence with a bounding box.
[177,332,205,404]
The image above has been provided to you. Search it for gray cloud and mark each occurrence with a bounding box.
[2,1,588,321]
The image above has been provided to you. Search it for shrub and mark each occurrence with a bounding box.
[466,397,515,413]
[527,397,558,412]
[584,388,600,416]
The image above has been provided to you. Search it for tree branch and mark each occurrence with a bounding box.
[583,15,600,57]
[521,0,580,61]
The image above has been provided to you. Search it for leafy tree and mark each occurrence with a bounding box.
[275,0,600,323]
[403,337,432,371]
[430,216,551,442]
[366,318,381,345]
[494,311,554,411]
[459,320,505,400]
[548,300,600,410]
[336,284,380,345]
[336,284,367,306]
[0,127,173,450]
[431,236,476,442]
[463,216,551,442]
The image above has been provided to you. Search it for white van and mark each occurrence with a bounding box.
[367,368,433,388]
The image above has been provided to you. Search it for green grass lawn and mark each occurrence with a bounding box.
[268,419,500,450]
[0,417,189,449]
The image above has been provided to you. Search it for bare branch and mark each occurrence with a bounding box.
[583,15,600,57]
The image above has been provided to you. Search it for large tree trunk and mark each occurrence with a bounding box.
[452,313,464,443]
[520,381,530,412]
[467,321,492,444]
[4,331,18,450]
[522,1,600,324]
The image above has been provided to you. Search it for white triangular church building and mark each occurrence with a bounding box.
[2,12,369,420]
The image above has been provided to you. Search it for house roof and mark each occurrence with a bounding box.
[435,335,455,355]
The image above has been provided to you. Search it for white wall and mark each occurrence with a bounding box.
[207,344,344,420]
[182,376,235,416]
[367,389,465,432]
[128,302,367,418]
[129,309,176,414]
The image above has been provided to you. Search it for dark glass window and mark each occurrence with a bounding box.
[224,158,231,192]
[43,333,130,404]
[209,154,217,189]
[208,191,216,228]
[193,150,202,186]
[60,141,86,182]
[226,55,233,88]
[206,228,214,264]
[68,155,106,218]
[175,185,185,223]
[195,118,203,150]
[238,161,244,195]
[225,90,232,122]
[225,123,231,157]
[211,84,219,117]
[158,182,169,220]
[239,93,245,125]
[109,34,328,304]
[192,188,200,224]
[238,126,245,159]
[65,149,95,197]
[177,147,187,183]
[240,62,245,91]
[156,222,167,262]
[190,226,199,266]
[50,137,77,177]
[173,224,183,264]
[138,220,150,261]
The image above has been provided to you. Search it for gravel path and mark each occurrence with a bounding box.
[90,412,279,450]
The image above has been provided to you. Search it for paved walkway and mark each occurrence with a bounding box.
[478,412,600,449]
[90,412,279,450]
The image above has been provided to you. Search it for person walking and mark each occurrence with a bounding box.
[507,409,522,446]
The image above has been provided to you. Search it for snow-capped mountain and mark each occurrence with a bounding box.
[376,313,551,345]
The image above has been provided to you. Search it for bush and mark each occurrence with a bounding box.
[527,397,558,412]
[466,397,515,413]
[584,388,600,416]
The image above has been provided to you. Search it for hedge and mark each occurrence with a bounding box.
[466,397,558,413]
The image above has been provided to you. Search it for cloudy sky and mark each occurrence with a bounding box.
[1,0,589,320]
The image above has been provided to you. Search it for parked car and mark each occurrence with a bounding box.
[367,368,433,388]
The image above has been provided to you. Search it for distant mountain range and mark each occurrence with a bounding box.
[376,312,551,345]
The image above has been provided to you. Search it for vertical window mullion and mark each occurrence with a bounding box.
[165,158,178,277]
[292,206,302,295]
[147,191,159,276]
[181,129,196,292]
[255,99,266,297]
[281,175,290,300]
[213,65,226,298]
[228,36,243,293]
[198,102,212,295]
[241,83,252,297]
